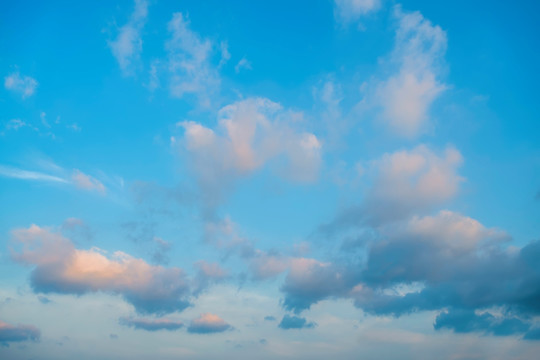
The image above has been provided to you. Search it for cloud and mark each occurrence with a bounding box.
[0,165,68,183]
[179,97,321,209]
[264,316,276,321]
[187,313,231,334]
[119,316,183,331]
[72,169,106,194]
[11,225,191,315]
[0,320,40,345]
[4,71,38,98]
[334,0,382,25]
[434,309,531,337]
[109,0,148,75]
[166,12,220,106]
[3,119,29,131]
[192,260,228,295]
[278,315,316,330]
[280,208,540,339]
[219,41,231,67]
[234,57,252,73]
[374,6,447,137]
[322,145,463,232]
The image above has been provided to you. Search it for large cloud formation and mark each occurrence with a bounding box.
[11,225,191,315]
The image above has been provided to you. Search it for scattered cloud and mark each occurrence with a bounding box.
[109,0,149,75]
[234,57,252,73]
[11,225,192,315]
[72,169,106,194]
[119,316,183,331]
[374,6,447,137]
[278,315,316,330]
[187,313,231,334]
[166,12,220,106]
[334,0,382,25]
[0,320,40,345]
[4,71,38,98]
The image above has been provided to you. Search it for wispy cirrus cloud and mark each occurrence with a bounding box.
[0,165,68,184]
[0,164,107,194]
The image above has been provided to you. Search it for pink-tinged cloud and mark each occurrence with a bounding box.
[0,320,40,344]
[11,225,191,315]
[71,169,106,194]
[187,313,231,334]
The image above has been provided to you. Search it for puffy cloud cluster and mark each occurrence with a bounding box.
[109,0,148,75]
[119,316,183,331]
[187,313,231,334]
[179,97,321,209]
[0,321,40,345]
[11,225,191,315]
[4,71,38,99]
[375,6,447,137]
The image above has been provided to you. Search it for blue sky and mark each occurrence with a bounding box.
[1,0,539,358]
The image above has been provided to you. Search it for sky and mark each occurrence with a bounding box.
[0,0,539,359]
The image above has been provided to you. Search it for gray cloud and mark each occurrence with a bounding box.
[187,313,231,334]
[0,321,40,345]
[278,315,316,330]
[119,317,183,331]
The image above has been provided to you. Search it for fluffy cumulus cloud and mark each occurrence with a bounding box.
[166,12,220,106]
[109,0,148,75]
[375,6,447,137]
[278,315,316,330]
[71,169,106,194]
[11,225,191,315]
[0,321,40,345]
[4,71,38,98]
[334,0,382,24]
[187,313,231,334]
[119,316,183,331]
[179,97,321,208]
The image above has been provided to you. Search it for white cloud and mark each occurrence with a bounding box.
[4,71,38,98]
[234,57,252,73]
[109,0,148,75]
[0,165,67,183]
[334,0,382,25]
[71,169,106,194]
[179,97,321,207]
[166,12,220,107]
[375,6,447,137]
